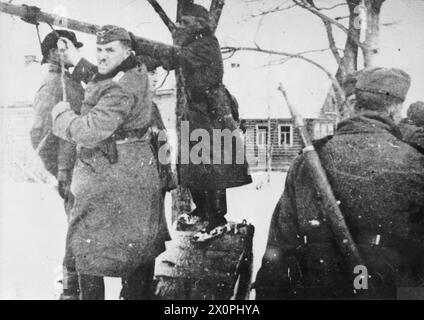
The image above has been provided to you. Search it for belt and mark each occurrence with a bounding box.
[354,232,422,253]
[301,230,421,252]
[113,128,150,144]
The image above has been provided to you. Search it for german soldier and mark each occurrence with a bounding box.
[51,26,167,300]
[255,68,424,299]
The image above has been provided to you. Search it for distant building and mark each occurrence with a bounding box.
[242,117,336,172]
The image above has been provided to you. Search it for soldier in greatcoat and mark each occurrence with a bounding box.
[255,68,424,300]
[51,26,168,300]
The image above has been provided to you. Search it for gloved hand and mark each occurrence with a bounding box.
[58,37,82,66]
[128,32,139,52]
[21,5,41,25]
[57,169,72,201]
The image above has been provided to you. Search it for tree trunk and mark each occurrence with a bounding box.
[340,0,362,80]
[320,0,361,120]
[171,0,195,224]
[334,0,362,119]
[363,0,385,67]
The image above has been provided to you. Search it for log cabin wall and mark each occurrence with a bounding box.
[243,118,336,172]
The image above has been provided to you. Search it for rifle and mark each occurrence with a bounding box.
[278,83,372,294]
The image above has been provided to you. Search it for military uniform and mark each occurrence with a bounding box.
[255,68,424,300]
[399,101,424,152]
[30,30,85,300]
[133,3,252,235]
[72,57,177,194]
[52,26,168,300]
[31,32,84,181]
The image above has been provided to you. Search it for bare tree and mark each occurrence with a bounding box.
[228,0,387,118]
[293,0,385,117]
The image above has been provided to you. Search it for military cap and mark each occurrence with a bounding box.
[182,3,210,20]
[41,30,83,64]
[407,101,424,126]
[96,25,131,45]
[355,67,411,102]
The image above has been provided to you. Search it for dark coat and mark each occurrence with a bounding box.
[255,112,424,300]
[52,64,168,277]
[136,29,252,190]
[151,102,178,192]
[399,118,424,152]
[30,63,84,177]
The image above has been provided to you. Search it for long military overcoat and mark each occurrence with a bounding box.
[52,62,168,278]
[255,112,424,300]
[136,29,252,190]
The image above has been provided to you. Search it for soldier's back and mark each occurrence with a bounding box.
[285,114,424,299]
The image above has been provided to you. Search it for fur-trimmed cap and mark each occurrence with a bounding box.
[355,67,411,103]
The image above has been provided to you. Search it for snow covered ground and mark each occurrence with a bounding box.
[0,172,286,300]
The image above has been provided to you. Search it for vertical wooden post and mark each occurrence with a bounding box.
[170,0,195,224]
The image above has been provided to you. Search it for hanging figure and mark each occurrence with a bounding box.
[29,30,85,300]
[131,3,252,242]
[51,26,168,300]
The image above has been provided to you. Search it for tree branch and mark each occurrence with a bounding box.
[257,48,337,68]
[145,0,176,32]
[322,19,342,65]
[221,46,346,106]
[247,4,297,19]
[209,0,225,33]
[315,3,347,10]
[292,0,367,54]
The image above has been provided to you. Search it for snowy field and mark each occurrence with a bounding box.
[0,172,286,300]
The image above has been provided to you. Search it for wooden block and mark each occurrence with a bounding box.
[154,221,255,300]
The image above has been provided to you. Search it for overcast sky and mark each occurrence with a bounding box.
[0,0,423,119]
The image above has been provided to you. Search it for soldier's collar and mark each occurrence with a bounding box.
[94,54,138,82]
[337,112,402,139]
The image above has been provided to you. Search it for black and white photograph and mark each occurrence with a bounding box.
[0,0,423,304]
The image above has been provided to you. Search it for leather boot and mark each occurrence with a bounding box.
[190,189,209,219]
[78,274,105,300]
[207,189,228,228]
[120,263,155,300]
